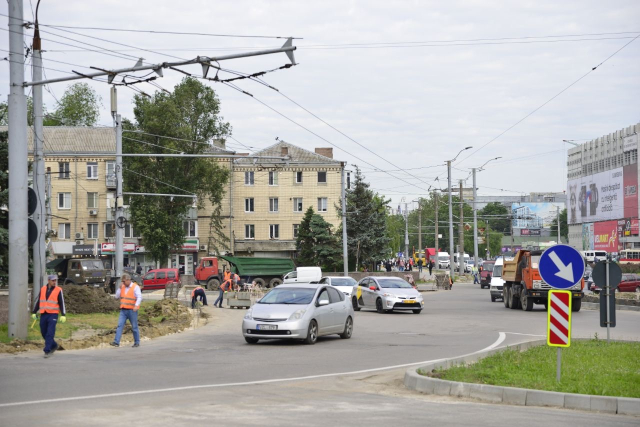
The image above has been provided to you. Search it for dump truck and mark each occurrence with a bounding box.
[194,255,296,290]
[502,249,584,312]
[46,258,107,289]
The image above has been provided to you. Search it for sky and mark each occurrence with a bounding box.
[2,0,639,212]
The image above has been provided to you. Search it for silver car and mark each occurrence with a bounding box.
[317,276,358,298]
[351,277,424,314]
[242,283,354,345]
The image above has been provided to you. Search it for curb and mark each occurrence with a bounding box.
[582,302,640,312]
[404,339,640,416]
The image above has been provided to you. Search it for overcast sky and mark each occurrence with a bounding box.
[2,0,639,211]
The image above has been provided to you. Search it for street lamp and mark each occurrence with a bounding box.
[448,146,472,278]
[471,157,501,272]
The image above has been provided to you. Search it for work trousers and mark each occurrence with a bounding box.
[40,313,59,354]
[214,288,224,307]
[114,309,140,345]
[192,288,208,308]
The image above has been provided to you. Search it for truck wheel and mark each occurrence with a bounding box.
[269,278,282,288]
[510,288,521,310]
[520,291,533,311]
[254,278,266,288]
[571,298,582,312]
[207,278,220,291]
[503,286,510,308]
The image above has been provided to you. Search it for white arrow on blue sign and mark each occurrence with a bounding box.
[538,244,586,289]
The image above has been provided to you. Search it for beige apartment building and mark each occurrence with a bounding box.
[16,127,344,277]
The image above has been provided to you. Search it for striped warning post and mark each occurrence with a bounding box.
[547,290,572,348]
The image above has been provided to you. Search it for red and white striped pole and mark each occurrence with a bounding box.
[547,290,572,382]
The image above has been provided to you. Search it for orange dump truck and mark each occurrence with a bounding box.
[502,249,584,312]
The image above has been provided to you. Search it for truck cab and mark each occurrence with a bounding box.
[47,258,107,289]
[195,256,222,290]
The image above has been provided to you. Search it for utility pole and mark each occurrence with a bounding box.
[472,168,478,269]
[404,201,409,261]
[485,221,490,259]
[7,0,29,338]
[459,180,465,276]
[32,8,47,299]
[417,201,422,259]
[556,206,561,244]
[447,160,454,278]
[434,192,439,269]
[115,107,124,288]
[341,163,348,275]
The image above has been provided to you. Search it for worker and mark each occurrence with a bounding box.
[191,286,207,309]
[111,273,142,348]
[31,274,66,358]
[472,265,479,284]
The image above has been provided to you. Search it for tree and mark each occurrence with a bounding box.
[48,82,102,126]
[296,207,316,266]
[479,202,511,234]
[123,77,231,264]
[296,207,342,270]
[550,208,568,243]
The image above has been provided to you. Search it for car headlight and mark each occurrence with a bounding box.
[382,292,394,297]
[243,309,253,320]
[288,309,307,321]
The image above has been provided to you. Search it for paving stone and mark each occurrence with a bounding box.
[526,390,564,408]
[502,387,527,406]
[469,384,503,403]
[590,396,617,414]
[617,397,640,416]
[564,393,591,411]
[449,381,470,398]
[414,377,435,394]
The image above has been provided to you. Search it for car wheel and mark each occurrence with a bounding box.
[304,320,318,345]
[376,298,385,314]
[207,278,220,291]
[412,309,422,314]
[339,317,353,339]
[352,297,361,311]
[571,298,582,312]
[491,295,496,302]
[269,278,283,288]
[244,337,259,344]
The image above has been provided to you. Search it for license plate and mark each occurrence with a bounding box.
[257,324,277,331]
[403,299,414,303]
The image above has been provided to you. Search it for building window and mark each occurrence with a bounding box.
[58,223,71,240]
[293,197,303,212]
[87,162,98,179]
[245,224,255,239]
[245,198,254,212]
[104,222,114,238]
[318,197,328,212]
[295,171,303,184]
[269,197,279,213]
[125,223,140,238]
[58,162,70,179]
[87,192,98,209]
[269,171,278,186]
[106,161,116,186]
[293,224,300,238]
[318,171,327,183]
[87,223,99,239]
[245,171,254,185]
[269,224,279,239]
[58,192,71,210]
[183,220,197,237]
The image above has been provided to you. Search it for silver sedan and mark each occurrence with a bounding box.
[242,283,354,344]
[351,276,424,314]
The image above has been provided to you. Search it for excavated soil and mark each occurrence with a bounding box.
[0,299,195,354]
[61,285,121,314]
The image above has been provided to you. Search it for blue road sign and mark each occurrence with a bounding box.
[539,244,585,290]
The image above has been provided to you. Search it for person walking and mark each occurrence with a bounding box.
[428,261,434,276]
[417,258,423,273]
[31,274,66,358]
[191,286,207,309]
[472,265,479,284]
[136,263,142,275]
[111,273,142,348]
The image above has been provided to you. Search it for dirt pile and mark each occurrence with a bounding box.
[62,285,120,314]
[138,299,191,327]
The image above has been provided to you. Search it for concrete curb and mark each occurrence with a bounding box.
[403,339,640,416]
[582,302,640,312]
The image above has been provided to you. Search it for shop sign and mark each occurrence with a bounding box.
[181,239,199,252]
[73,244,95,255]
[101,242,136,254]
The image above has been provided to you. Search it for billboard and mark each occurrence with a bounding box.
[568,168,624,224]
[623,134,638,152]
[582,223,594,250]
[623,164,638,219]
[511,202,565,229]
[520,229,541,236]
[593,220,618,252]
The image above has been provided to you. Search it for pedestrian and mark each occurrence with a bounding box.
[399,258,405,271]
[111,273,141,348]
[215,271,238,307]
[472,266,479,284]
[191,286,207,309]
[31,274,66,358]
[428,261,433,276]
[417,258,423,273]
[385,260,392,272]
[136,263,142,275]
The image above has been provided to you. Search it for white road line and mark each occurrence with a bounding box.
[0,331,513,408]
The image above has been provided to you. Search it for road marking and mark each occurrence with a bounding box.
[0,332,512,408]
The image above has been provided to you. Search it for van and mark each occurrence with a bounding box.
[581,251,607,263]
[453,253,471,272]
[283,267,322,284]
[142,268,181,290]
[437,252,450,269]
[489,257,504,302]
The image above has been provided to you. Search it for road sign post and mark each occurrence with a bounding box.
[592,259,621,343]
[547,290,572,382]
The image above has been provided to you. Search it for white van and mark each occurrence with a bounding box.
[489,257,505,302]
[283,267,322,284]
[437,252,450,269]
[581,251,607,263]
[453,253,471,272]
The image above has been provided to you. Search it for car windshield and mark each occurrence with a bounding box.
[81,260,103,270]
[331,278,357,286]
[438,256,448,261]
[378,278,413,289]
[493,266,503,278]
[258,288,316,304]
[483,263,495,273]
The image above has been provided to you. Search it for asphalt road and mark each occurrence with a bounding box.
[1,283,638,426]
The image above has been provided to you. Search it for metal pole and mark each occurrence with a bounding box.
[556,348,561,382]
[557,206,561,244]
[418,204,422,262]
[473,168,478,269]
[8,0,29,339]
[459,180,464,276]
[341,164,348,275]
[32,28,47,298]
[605,259,610,343]
[404,202,409,262]
[229,159,234,255]
[434,192,439,270]
[115,114,124,287]
[448,161,454,278]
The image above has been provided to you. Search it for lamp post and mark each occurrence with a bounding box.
[471,157,501,272]
[448,146,472,278]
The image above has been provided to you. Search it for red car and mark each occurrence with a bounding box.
[143,268,181,290]
[590,273,640,293]
[480,261,495,289]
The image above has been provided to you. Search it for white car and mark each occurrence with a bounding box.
[351,276,424,314]
[242,283,354,345]
[317,276,358,298]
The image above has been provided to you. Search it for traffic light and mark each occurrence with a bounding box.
[27,187,37,247]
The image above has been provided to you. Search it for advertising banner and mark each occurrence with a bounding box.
[567,167,624,224]
[593,221,618,252]
[623,134,638,152]
[581,223,594,250]
[511,202,564,229]
[618,218,639,237]
[623,163,638,219]
[520,229,541,236]
[101,242,136,254]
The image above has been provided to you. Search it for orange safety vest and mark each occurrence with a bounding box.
[191,286,204,297]
[223,271,231,281]
[120,284,139,309]
[39,286,62,314]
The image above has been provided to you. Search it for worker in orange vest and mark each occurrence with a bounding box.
[111,273,142,348]
[31,274,66,358]
[215,272,239,307]
[191,286,207,308]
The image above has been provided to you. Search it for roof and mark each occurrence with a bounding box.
[234,140,342,165]
[277,283,322,289]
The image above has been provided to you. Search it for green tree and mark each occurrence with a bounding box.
[0,131,8,283]
[296,206,342,270]
[550,208,568,243]
[479,202,511,234]
[296,207,316,266]
[123,77,231,264]
[48,82,102,126]
[385,213,405,257]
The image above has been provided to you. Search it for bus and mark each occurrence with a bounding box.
[619,249,640,265]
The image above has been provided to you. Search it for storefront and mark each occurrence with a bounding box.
[99,242,136,270]
[169,239,199,276]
